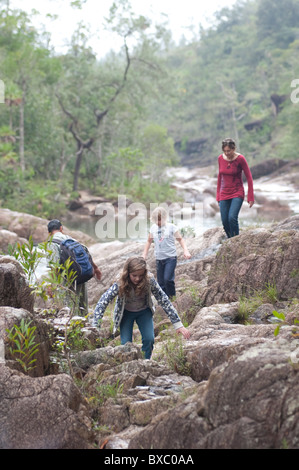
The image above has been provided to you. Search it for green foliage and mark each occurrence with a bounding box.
[56,316,94,353]
[8,235,46,285]
[91,379,124,407]
[238,294,262,323]
[272,310,299,337]
[140,123,178,182]
[157,0,299,163]
[290,269,299,279]
[70,0,88,8]
[32,240,98,376]
[104,147,145,191]
[272,310,286,336]
[256,0,299,45]
[9,236,81,315]
[5,318,39,373]
[131,180,178,205]
[4,178,70,219]
[101,144,178,203]
[264,282,278,303]
[161,335,191,376]
[80,378,125,415]
[6,235,95,378]
[35,255,79,310]
[0,0,298,219]
[237,282,278,323]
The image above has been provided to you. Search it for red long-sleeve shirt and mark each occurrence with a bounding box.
[216,154,254,202]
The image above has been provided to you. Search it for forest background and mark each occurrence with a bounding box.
[0,0,299,221]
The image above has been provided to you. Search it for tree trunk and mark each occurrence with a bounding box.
[231,102,240,150]
[73,145,84,192]
[0,80,4,104]
[19,96,25,173]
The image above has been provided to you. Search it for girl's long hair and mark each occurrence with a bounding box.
[118,257,149,297]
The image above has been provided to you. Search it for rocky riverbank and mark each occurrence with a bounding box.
[62,158,299,239]
[0,208,298,449]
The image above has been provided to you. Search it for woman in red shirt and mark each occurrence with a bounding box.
[216,138,254,238]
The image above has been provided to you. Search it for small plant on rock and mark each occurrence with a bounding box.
[237,294,263,323]
[162,335,191,376]
[272,310,299,337]
[5,318,39,373]
[264,282,278,303]
[8,236,47,286]
[237,281,279,323]
[88,379,124,408]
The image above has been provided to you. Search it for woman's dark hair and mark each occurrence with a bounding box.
[222,138,236,150]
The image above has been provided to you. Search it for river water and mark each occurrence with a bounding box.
[65,165,299,242]
[35,165,298,280]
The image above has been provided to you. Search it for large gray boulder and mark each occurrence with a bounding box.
[185,303,276,382]
[129,338,299,449]
[0,229,27,254]
[200,222,299,306]
[0,208,95,245]
[0,256,34,312]
[0,365,94,449]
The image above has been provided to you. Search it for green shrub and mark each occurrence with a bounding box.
[5,318,39,373]
[272,310,299,337]
[237,281,279,323]
[91,379,124,407]
[162,335,191,376]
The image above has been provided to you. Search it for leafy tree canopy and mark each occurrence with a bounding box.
[0,0,298,219]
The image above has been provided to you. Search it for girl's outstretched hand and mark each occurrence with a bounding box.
[176,326,191,339]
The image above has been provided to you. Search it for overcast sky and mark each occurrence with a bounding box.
[10,0,238,56]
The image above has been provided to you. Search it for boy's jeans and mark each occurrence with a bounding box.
[120,308,154,359]
[219,197,243,238]
[156,256,177,298]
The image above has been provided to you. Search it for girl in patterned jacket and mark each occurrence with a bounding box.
[93,257,190,359]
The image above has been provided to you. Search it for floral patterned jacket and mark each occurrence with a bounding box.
[93,275,183,334]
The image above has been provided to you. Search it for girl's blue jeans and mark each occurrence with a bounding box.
[156,256,177,298]
[120,308,154,359]
[219,197,243,238]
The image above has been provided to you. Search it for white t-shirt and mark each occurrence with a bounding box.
[150,223,178,260]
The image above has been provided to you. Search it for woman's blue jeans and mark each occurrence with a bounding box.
[120,308,154,359]
[156,256,177,298]
[219,197,243,238]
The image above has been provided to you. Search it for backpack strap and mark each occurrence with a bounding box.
[51,237,73,245]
